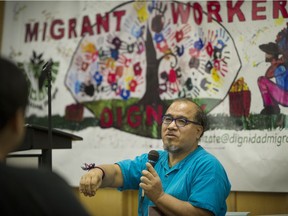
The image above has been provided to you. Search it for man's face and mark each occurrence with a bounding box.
[161,101,203,154]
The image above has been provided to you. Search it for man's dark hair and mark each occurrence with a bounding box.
[0,57,29,129]
[173,98,208,137]
[193,103,208,133]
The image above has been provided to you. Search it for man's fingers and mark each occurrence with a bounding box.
[146,162,158,177]
[79,173,100,196]
[140,176,151,185]
[90,174,99,194]
[80,177,91,196]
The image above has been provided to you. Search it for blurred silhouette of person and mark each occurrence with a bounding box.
[0,56,90,216]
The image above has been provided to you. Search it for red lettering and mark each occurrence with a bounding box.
[96,13,109,34]
[207,1,222,22]
[127,106,141,128]
[193,2,203,25]
[273,0,288,19]
[252,0,266,20]
[25,22,38,42]
[171,2,191,24]
[146,105,163,126]
[100,107,113,127]
[113,10,126,31]
[227,0,245,22]
[27,3,288,43]
[81,15,93,36]
[50,19,64,40]
[68,18,77,39]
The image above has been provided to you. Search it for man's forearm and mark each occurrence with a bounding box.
[154,193,213,216]
[96,164,123,188]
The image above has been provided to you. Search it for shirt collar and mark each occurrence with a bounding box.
[160,146,203,172]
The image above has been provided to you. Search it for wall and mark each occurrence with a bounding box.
[73,188,288,216]
[0,2,287,216]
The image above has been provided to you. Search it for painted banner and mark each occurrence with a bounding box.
[1,0,288,192]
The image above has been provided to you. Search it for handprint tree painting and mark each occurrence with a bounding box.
[65,1,241,138]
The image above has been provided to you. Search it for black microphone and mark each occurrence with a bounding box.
[141,150,159,198]
[148,150,159,167]
[39,59,53,90]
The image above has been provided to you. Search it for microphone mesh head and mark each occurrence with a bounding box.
[148,150,159,163]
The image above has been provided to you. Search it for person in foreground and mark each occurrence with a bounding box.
[80,98,231,216]
[0,56,90,216]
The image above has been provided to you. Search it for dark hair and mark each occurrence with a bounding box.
[0,57,29,129]
[193,103,208,137]
[172,98,208,137]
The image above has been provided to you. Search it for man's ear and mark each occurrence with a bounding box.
[196,125,204,139]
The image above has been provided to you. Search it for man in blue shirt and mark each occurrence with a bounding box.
[80,98,231,216]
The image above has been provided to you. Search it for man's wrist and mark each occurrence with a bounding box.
[154,192,166,205]
[81,163,106,179]
[92,166,106,180]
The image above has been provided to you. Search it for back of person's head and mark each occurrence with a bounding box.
[0,56,29,130]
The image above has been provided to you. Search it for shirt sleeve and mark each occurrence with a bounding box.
[116,153,148,191]
[188,155,231,215]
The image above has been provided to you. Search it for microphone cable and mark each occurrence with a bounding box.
[140,190,145,216]
[139,150,159,216]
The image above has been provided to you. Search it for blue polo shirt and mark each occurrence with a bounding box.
[117,146,231,216]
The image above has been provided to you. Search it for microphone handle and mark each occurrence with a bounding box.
[141,161,156,198]
[148,160,156,167]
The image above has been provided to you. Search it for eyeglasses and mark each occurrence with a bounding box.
[162,115,202,127]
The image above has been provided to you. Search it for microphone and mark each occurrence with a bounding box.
[148,150,159,167]
[141,150,159,198]
[39,59,53,90]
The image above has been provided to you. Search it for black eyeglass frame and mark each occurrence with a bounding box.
[161,115,202,127]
